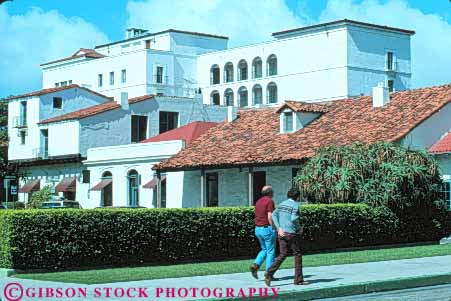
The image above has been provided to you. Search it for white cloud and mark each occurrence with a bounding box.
[319,0,451,88]
[126,0,306,47]
[0,6,109,97]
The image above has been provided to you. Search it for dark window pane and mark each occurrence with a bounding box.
[159,111,178,134]
[131,115,147,143]
[206,173,218,207]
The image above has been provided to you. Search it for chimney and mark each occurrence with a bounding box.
[120,92,129,110]
[227,106,237,122]
[372,82,390,108]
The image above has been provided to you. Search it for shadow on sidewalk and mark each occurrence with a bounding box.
[269,277,342,287]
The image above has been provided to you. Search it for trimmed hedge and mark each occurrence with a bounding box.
[0,204,444,271]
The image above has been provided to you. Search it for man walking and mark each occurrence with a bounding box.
[250,185,276,279]
[265,187,308,286]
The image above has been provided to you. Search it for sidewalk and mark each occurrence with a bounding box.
[1,255,451,301]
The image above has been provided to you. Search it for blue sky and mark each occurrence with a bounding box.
[1,0,451,97]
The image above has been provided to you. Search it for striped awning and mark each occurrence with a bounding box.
[90,179,112,191]
[55,177,76,192]
[19,179,40,193]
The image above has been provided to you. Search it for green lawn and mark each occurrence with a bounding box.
[13,244,451,284]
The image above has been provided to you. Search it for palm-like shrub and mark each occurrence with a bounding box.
[295,142,442,209]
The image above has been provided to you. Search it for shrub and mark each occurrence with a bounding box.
[0,204,436,271]
[27,185,52,209]
[295,142,442,209]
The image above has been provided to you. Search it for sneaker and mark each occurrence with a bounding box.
[249,264,259,279]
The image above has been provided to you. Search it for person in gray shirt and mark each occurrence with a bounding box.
[265,187,309,286]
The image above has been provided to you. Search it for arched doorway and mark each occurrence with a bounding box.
[127,169,140,207]
[101,171,113,207]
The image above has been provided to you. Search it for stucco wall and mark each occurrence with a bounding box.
[400,102,451,151]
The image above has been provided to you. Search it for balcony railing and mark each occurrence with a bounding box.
[12,116,27,128]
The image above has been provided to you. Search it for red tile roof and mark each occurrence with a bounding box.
[429,132,451,154]
[276,101,330,113]
[41,48,105,66]
[39,101,120,124]
[38,94,155,124]
[141,121,218,146]
[7,84,111,101]
[155,84,451,171]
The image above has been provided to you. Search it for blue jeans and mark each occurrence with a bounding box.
[254,226,276,270]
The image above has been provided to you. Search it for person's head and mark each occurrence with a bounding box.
[261,185,274,197]
[287,187,300,201]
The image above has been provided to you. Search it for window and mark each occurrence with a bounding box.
[145,40,151,49]
[131,115,148,143]
[238,86,248,107]
[159,111,178,134]
[20,130,26,145]
[68,80,72,84]
[224,89,234,106]
[238,60,248,81]
[61,81,67,87]
[127,170,140,207]
[53,97,62,109]
[210,91,220,106]
[252,84,263,105]
[98,74,103,87]
[387,51,394,70]
[156,66,164,84]
[206,172,218,207]
[210,64,220,85]
[267,82,278,104]
[121,69,127,83]
[252,57,262,79]
[292,168,300,188]
[82,170,90,184]
[388,80,394,92]
[267,54,277,76]
[109,71,114,85]
[40,129,48,158]
[441,182,450,209]
[55,83,60,87]
[161,177,167,208]
[224,62,234,83]
[20,101,27,127]
[283,112,293,132]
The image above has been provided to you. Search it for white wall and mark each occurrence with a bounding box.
[45,121,80,157]
[83,140,184,208]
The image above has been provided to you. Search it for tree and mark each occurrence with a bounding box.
[27,186,52,209]
[295,142,443,210]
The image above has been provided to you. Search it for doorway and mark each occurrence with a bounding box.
[253,171,266,204]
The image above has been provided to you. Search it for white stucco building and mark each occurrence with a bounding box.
[41,20,413,107]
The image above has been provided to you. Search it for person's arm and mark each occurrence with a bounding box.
[267,200,275,227]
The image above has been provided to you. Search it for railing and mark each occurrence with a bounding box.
[12,116,27,128]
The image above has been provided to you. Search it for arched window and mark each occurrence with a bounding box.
[224,89,234,106]
[210,90,220,105]
[210,64,220,85]
[267,54,277,76]
[252,57,262,79]
[237,60,248,81]
[224,62,234,83]
[101,171,113,207]
[127,169,140,207]
[238,86,248,107]
[267,82,278,104]
[252,84,263,105]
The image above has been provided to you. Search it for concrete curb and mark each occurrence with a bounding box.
[209,273,451,301]
[0,269,16,278]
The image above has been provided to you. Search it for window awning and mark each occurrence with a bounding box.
[55,177,76,192]
[19,179,40,193]
[90,179,112,191]
[143,176,166,189]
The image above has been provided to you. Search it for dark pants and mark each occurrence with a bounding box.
[267,233,304,283]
